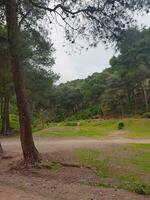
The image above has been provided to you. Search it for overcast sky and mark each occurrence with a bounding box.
[51,13,150,83]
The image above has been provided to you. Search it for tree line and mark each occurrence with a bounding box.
[49,28,150,121]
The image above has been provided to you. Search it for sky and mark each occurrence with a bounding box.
[51,13,150,83]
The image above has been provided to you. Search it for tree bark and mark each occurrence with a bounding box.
[5,0,39,164]
[0,97,3,119]
[120,101,124,119]
[133,89,137,116]
[142,84,148,113]
[0,143,3,155]
[1,96,10,135]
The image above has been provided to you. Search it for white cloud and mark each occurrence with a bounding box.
[51,27,79,83]
[51,14,150,83]
[52,52,79,83]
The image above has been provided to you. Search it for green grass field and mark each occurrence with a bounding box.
[69,144,150,195]
[1,117,149,139]
[34,118,150,139]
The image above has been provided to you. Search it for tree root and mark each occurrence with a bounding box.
[44,161,92,170]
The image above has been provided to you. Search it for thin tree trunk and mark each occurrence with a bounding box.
[120,101,124,119]
[1,97,3,119]
[5,0,39,164]
[133,89,137,116]
[142,84,148,113]
[1,96,10,135]
[0,143,3,155]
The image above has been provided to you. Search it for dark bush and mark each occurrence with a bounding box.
[118,122,125,130]
[142,112,150,119]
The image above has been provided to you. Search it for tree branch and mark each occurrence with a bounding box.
[19,9,32,28]
[28,0,104,15]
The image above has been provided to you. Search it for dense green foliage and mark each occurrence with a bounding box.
[48,28,150,121]
[0,27,58,133]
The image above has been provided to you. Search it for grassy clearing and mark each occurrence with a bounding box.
[34,119,119,138]
[34,118,150,139]
[69,144,150,195]
[0,116,149,139]
[124,120,150,138]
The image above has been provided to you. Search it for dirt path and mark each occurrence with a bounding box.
[0,137,150,200]
[0,184,49,200]
[1,137,150,153]
[0,171,150,200]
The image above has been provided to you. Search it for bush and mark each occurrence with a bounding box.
[64,121,78,126]
[142,112,150,119]
[118,122,125,130]
[65,116,77,121]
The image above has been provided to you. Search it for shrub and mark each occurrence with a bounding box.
[64,121,78,126]
[142,112,150,119]
[118,122,125,130]
[133,183,149,195]
[66,116,77,121]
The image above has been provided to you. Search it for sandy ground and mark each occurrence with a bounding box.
[0,136,150,200]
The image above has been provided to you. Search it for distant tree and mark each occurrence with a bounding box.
[110,28,150,114]
[0,48,13,135]
[100,71,126,117]
[54,86,83,119]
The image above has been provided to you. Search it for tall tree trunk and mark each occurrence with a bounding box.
[133,89,137,116]
[1,97,3,119]
[142,84,148,113]
[1,96,10,135]
[120,101,124,119]
[0,143,3,155]
[5,0,39,164]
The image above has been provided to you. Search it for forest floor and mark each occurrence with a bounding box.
[0,135,150,200]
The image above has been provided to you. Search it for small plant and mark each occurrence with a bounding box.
[118,122,125,130]
[133,183,149,195]
[47,162,61,172]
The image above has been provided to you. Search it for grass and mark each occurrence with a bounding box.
[34,119,117,138]
[128,144,150,172]
[0,116,149,139]
[124,119,150,138]
[34,118,150,139]
[70,144,150,195]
